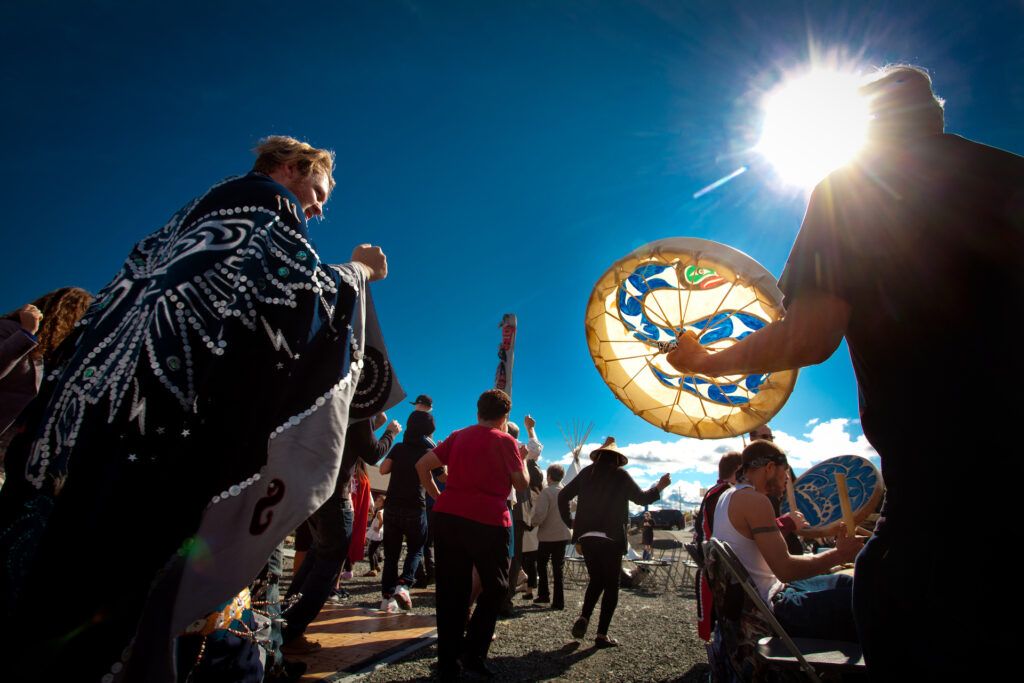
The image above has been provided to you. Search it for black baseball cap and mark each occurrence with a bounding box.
[410,394,433,409]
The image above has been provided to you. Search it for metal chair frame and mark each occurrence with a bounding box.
[703,539,865,683]
[630,540,682,592]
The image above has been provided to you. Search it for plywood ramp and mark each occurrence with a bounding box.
[293,603,437,681]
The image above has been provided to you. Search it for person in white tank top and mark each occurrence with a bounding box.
[714,484,784,603]
[710,440,864,641]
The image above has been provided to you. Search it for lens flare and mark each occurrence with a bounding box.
[757,70,869,188]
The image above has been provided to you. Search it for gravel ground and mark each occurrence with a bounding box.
[320,547,711,682]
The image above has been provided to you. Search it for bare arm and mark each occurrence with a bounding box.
[378,457,393,476]
[666,291,851,377]
[416,451,444,500]
[738,492,861,583]
[510,467,529,492]
[523,414,536,437]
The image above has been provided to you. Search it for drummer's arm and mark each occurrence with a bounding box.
[746,496,860,582]
[667,291,851,376]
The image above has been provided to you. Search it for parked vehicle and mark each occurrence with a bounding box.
[630,509,685,530]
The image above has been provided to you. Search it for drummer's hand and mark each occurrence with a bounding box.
[656,473,672,491]
[834,523,864,563]
[785,511,809,529]
[666,330,710,375]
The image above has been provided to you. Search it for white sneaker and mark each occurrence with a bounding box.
[380,597,399,613]
[394,584,412,610]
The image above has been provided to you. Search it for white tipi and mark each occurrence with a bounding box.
[558,419,593,485]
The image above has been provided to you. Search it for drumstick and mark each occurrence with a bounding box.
[786,474,798,515]
[834,473,856,538]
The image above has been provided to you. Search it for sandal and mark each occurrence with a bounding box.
[594,636,620,648]
[571,616,589,639]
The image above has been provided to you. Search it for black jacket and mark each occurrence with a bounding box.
[558,461,660,555]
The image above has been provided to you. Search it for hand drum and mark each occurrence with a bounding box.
[585,237,797,439]
[781,455,883,538]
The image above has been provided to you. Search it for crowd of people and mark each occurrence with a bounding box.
[0,63,1021,682]
[0,131,671,681]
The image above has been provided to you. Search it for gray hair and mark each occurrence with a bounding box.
[860,65,945,139]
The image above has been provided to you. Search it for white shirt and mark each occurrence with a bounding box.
[712,484,784,604]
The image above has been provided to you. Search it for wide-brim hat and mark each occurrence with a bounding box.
[590,436,628,466]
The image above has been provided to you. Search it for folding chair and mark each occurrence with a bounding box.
[702,539,865,682]
[630,538,682,591]
[678,545,700,592]
[563,545,588,585]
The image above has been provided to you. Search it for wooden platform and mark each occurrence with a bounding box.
[291,602,437,681]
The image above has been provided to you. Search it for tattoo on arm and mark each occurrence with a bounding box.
[750,526,780,535]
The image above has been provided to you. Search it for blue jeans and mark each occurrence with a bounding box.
[382,507,426,597]
[772,573,856,642]
[282,498,353,642]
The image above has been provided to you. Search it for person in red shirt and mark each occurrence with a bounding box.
[416,389,528,680]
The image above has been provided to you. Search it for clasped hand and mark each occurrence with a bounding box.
[665,330,709,374]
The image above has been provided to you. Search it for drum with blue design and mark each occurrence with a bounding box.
[585,237,798,439]
[782,455,884,538]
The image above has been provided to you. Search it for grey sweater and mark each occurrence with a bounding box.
[533,483,571,542]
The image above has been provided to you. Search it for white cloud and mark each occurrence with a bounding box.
[550,438,742,480]
[546,418,878,509]
[648,479,706,511]
[547,438,746,509]
[776,418,877,471]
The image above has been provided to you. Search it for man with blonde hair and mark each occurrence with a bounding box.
[252,135,337,191]
[251,135,336,220]
[668,66,1024,680]
[1,135,395,682]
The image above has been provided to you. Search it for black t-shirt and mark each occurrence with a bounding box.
[779,133,1024,524]
[384,440,427,509]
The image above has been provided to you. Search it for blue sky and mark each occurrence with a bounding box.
[2,1,1021,507]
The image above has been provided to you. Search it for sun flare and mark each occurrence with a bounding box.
[757,70,869,189]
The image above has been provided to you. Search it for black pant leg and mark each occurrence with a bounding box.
[580,537,620,635]
[432,512,474,670]
[464,520,511,658]
[536,544,551,599]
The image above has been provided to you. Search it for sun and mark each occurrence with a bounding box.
[757,70,870,189]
